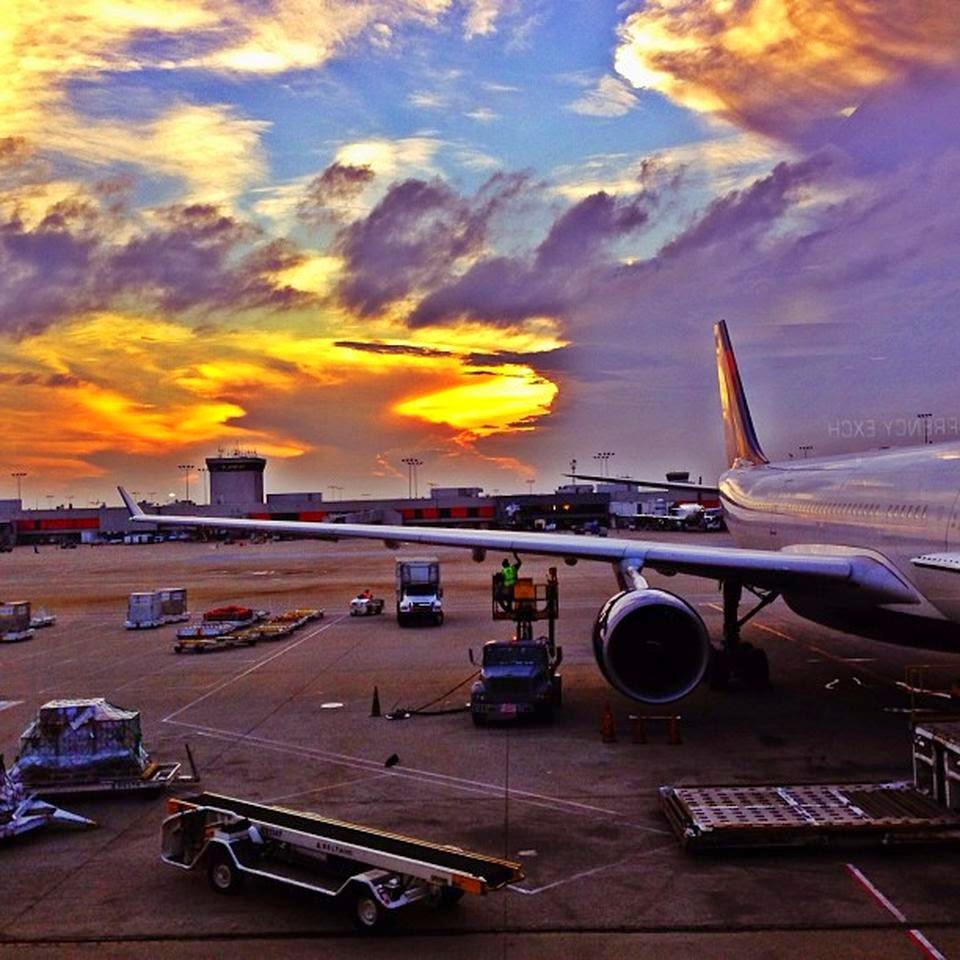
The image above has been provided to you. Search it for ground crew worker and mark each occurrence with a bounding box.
[498,555,521,610]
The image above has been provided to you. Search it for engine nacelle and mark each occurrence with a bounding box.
[593,589,711,704]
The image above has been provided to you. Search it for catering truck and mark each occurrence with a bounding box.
[395,557,443,627]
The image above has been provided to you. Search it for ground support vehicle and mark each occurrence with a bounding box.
[473,574,563,724]
[1,761,95,840]
[10,699,194,799]
[29,609,56,628]
[470,639,563,724]
[350,596,385,616]
[396,557,443,626]
[1,601,34,642]
[161,792,523,932]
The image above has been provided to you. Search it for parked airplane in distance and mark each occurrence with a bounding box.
[120,321,960,705]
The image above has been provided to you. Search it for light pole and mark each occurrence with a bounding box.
[401,457,423,498]
[594,451,615,477]
[526,479,534,494]
[11,472,25,501]
[177,464,195,502]
[917,412,933,445]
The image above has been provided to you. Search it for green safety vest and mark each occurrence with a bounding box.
[502,565,518,587]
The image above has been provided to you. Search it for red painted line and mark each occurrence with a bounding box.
[846,863,946,960]
[907,928,947,960]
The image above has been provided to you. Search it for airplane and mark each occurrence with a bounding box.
[119,320,960,705]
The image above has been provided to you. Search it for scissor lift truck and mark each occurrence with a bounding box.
[162,793,524,932]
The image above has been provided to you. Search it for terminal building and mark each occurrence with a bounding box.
[0,453,698,546]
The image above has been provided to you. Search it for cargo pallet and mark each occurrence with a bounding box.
[163,792,522,932]
[660,781,960,852]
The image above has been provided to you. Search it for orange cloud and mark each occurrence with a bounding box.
[615,0,960,136]
[0,310,563,483]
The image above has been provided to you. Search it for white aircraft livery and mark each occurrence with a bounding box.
[120,321,960,704]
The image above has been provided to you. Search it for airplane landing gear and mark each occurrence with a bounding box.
[709,581,776,691]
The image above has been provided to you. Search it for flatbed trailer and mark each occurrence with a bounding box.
[25,759,184,799]
[162,792,523,931]
[660,781,960,852]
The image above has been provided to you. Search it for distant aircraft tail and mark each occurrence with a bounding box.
[715,320,767,467]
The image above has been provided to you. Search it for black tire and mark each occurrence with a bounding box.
[552,676,563,709]
[353,890,388,932]
[743,647,770,690]
[434,612,444,626]
[207,846,242,894]
[471,710,487,726]
[438,886,464,909]
[708,648,730,690]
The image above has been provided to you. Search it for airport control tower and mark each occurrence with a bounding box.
[206,452,266,506]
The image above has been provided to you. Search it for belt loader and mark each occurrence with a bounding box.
[162,792,523,931]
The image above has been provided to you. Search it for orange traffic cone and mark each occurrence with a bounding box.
[600,702,617,743]
[370,686,381,718]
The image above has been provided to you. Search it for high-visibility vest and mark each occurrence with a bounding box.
[502,565,518,587]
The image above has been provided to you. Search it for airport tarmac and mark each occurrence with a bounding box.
[2,532,960,959]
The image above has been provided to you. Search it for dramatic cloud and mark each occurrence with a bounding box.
[409,189,652,325]
[297,163,376,226]
[336,171,529,315]
[0,195,312,333]
[614,0,960,142]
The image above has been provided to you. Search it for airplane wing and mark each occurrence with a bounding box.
[565,473,721,496]
[119,487,918,605]
[912,553,960,573]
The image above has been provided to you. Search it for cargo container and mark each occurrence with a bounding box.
[125,592,164,629]
[157,587,189,623]
[1,601,34,642]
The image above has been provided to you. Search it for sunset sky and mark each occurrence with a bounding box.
[2,1,959,504]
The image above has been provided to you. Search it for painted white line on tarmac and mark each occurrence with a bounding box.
[262,772,394,804]
[177,722,668,834]
[510,843,672,896]
[846,863,946,960]
[0,700,23,712]
[162,615,347,723]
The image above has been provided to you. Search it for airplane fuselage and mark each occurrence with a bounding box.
[720,441,960,643]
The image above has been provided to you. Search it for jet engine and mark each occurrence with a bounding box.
[592,589,711,704]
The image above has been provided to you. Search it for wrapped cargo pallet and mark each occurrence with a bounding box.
[13,699,150,784]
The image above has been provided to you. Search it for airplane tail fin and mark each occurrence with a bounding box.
[715,320,767,467]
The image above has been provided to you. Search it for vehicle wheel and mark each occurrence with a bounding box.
[708,648,730,691]
[207,847,242,894]
[552,677,563,709]
[538,704,554,723]
[353,891,389,932]
[174,645,183,654]
[434,612,444,626]
[438,886,464,909]
[742,647,770,691]
[471,711,486,726]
